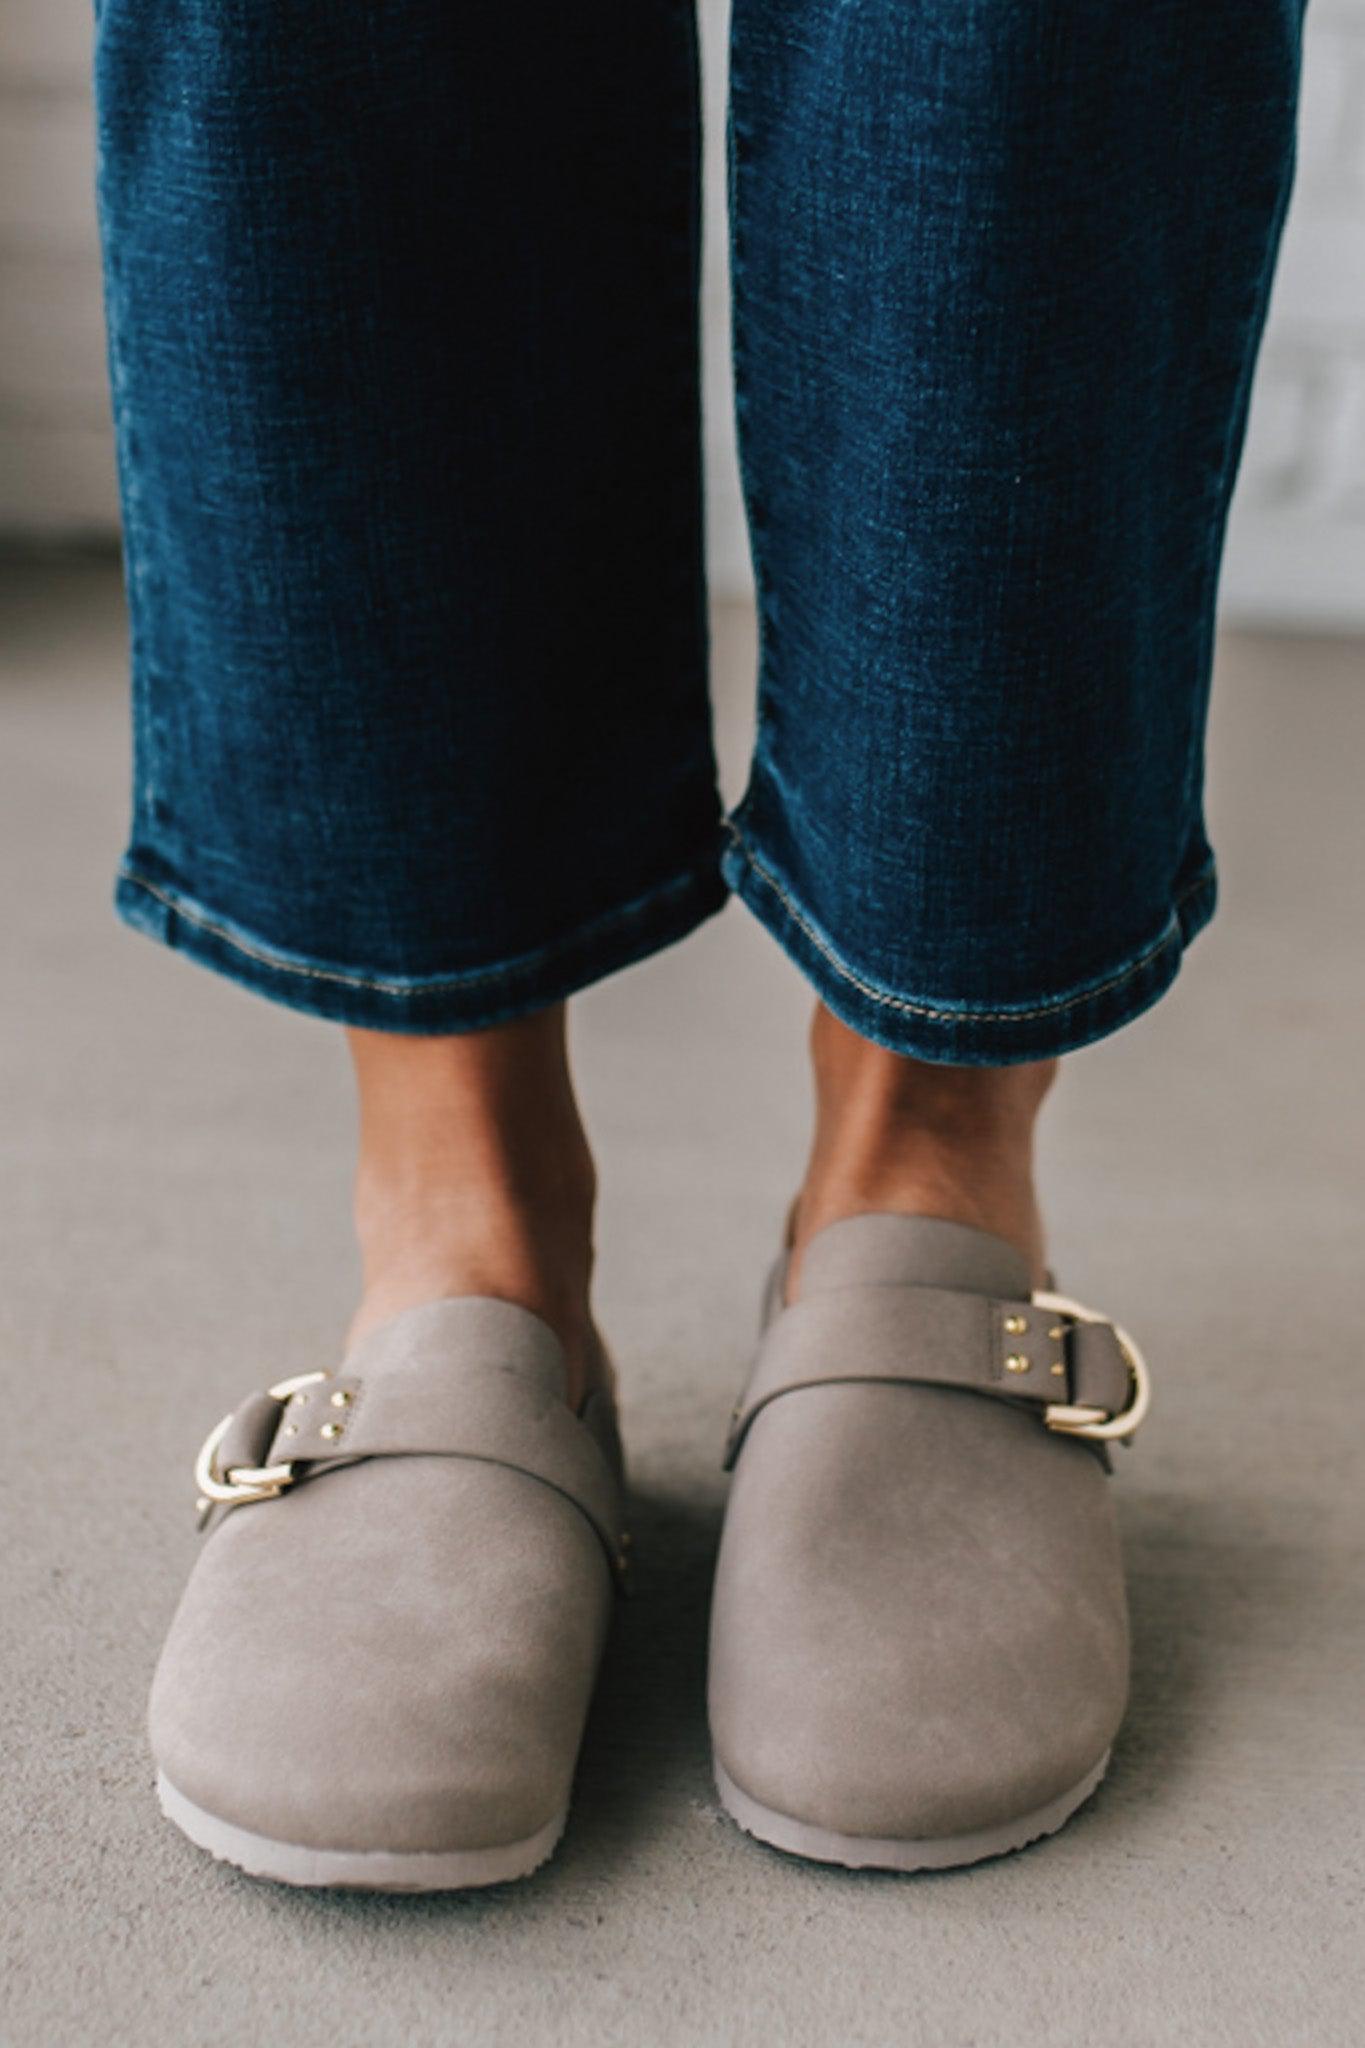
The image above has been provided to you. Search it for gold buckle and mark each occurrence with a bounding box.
[1033,1291,1151,1442]
[193,1371,330,1508]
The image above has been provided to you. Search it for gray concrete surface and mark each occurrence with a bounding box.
[1,557,1362,2047]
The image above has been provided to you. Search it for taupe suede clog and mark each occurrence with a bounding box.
[708,1214,1150,1871]
[150,1297,625,1891]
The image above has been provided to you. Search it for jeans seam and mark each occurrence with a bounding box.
[118,855,722,1001]
[723,820,1213,1026]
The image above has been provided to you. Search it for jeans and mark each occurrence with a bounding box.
[95,0,1306,1063]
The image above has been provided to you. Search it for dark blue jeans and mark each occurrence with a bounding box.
[96,1,1305,1062]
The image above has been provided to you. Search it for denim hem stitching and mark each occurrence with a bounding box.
[722,822,1213,1027]
[117,855,723,1001]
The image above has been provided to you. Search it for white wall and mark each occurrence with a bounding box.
[1219,0,1365,628]
[0,0,115,534]
[2,0,1361,626]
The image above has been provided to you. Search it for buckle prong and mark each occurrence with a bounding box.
[1031,1290,1151,1442]
[193,1371,330,1506]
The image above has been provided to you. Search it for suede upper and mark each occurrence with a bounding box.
[150,1298,622,1855]
[708,1215,1132,1842]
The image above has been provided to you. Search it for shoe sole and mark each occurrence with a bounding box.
[156,1771,566,1892]
[713,1749,1110,1872]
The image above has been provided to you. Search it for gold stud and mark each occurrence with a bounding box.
[330,1388,353,1408]
[1048,1325,1066,1341]
[1004,1354,1030,1374]
[292,1392,311,1407]
[1004,1314,1027,1334]
[282,1423,299,1438]
[1050,1363,1066,1378]
[320,1420,344,1442]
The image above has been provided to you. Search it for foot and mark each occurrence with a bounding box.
[783,1004,1057,1301]
[710,1209,1139,1873]
[155,1293,625,1890]
[346,1008,609,1409]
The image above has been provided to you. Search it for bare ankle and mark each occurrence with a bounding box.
[345,1010,605,1403]
[788,1005,1057,1292]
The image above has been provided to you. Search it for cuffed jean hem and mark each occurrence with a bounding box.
[720,821,1218,1067]
[114,850,729,1035]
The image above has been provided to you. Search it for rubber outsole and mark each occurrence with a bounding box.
[713,1749,1110,1872]
[156,1772,567,1892]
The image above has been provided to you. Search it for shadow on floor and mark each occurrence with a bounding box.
[1112,1484,1335,1811]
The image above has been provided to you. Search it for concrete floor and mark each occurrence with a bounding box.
[1,557,1363,2048]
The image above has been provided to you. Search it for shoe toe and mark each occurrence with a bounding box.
[709,1384,1128,1844]
[151,1456,611,1856]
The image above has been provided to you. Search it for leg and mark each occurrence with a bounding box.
[723,0,1305,1275]
[347,1008,605,1403]
[786,1010,1056,1296]
[98,0,722,1033]
[710,0,1305,1872]
[725,0,1305,1070]
[101,1,710,1889]
[95,0,719,1397]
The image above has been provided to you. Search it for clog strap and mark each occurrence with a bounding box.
[723,1282,1149,1468]
[197,1361,626,1582]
